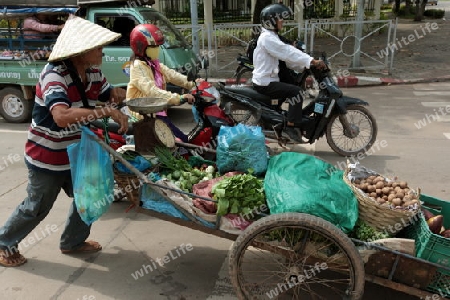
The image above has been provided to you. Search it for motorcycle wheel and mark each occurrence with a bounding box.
[326,105,377,157]
[235,68,253,85]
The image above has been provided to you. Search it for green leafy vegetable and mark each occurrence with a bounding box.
[154,146,192,173]
[211,173,266,217]
[351,219,390,241]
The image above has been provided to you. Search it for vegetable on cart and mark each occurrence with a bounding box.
[86,128,450,300]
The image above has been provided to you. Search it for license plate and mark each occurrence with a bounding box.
[314,103,324,114]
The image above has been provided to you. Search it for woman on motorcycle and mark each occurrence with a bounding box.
[126,24,197,142]
[252,3,325,143]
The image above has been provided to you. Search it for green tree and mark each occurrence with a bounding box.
[251,0,272,37]
[414,0,428,21]
[252,0,273,24]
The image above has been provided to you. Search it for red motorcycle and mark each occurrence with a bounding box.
[90,78,234,155]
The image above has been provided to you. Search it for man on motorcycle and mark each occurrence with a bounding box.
[252,3,325,143]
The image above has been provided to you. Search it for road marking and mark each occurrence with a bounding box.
[437,116,450,122]
[414,91,450,96]
[0,129,28,133]
[421,102,450,107]
[413,83,450,90]
[444,133,450,139]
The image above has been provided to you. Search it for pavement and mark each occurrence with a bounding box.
[207,15,450,87]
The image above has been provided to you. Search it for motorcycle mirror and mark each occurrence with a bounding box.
[187,69,197,82]
[296,41,306,52]
[201,56,209,69]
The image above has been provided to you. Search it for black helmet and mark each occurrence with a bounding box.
[260,4,292,30]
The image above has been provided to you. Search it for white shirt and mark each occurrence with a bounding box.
[252,28,314,86]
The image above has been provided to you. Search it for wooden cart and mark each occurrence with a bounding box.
[95,133,450,300]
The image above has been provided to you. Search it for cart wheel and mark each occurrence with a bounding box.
[229,213,365,300]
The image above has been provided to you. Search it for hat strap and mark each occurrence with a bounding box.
[63,59,94,109]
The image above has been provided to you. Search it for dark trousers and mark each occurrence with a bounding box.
[253,81,303,124]
[0,169,91,252]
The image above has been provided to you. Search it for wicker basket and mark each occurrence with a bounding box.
[343,164,420,235]
[114,167,155,205]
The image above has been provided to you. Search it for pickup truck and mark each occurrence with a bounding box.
[0,0,203,123]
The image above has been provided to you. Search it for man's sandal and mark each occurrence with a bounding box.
[60,240,102,254]
[0,250,27,267]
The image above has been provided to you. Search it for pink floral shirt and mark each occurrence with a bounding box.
[23,17,59,39]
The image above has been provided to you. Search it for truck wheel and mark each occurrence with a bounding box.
[0,87,32,123]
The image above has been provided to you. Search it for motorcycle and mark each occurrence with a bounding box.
[218,53,378,157]
[90,73,234,156]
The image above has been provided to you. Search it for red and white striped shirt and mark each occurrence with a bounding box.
[25,62,111,173]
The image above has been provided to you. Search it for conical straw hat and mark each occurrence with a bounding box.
[48,15,121,62]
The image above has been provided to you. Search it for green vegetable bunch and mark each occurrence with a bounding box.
[211,173,266,217]
[351,219,390,242]
[154,146,192,173]
[162,166,216,193]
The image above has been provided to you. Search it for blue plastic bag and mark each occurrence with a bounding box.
[67,127,114,225]
[113,155,152,174]
[140,178,214,228]
[216,124,268,175]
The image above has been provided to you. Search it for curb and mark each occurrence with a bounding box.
[208,75,450,88]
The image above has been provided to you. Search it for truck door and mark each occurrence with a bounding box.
[93,13,136,88]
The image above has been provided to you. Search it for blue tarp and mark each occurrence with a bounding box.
[0,7,78,18]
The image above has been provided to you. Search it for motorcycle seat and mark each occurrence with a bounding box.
[90,119,134,135]
[225,85,271,103]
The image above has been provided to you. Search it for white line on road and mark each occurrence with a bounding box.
[413,83,450,90]
[414,91,450,96]
[0,129,28,133]
[437,116,450,122]
[421,102,450,107]
[444,133,450,139]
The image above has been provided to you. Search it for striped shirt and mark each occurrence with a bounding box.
[25,61,111,173]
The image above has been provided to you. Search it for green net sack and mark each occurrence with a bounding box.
[264,152,358,233]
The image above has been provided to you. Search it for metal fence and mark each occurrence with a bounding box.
[158,0,252,24]
[306,19,396,72]
[181,19,398,77]
[160,0,377,24]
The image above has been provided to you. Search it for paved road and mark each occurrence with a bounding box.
[0,82,449,299]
